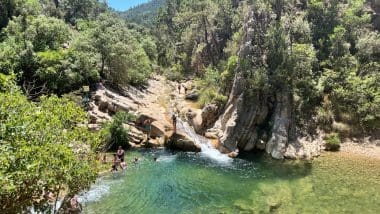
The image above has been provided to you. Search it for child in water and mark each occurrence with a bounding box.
[111,154,120,172]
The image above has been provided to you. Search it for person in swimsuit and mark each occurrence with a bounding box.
[117,146,125,162]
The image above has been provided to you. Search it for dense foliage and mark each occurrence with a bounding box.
[0,0,156,96]
[0,0,379,211]
[154,0,379,133]
[0,0,157,212]
[324,132,341,151]
[104,111,136,150]
[120,0,166,27]
[0,89,101,212]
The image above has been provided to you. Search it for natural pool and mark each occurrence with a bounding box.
[82,149,380,214]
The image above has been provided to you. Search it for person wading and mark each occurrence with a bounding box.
[117,146,125,162]
[111,154,120,172]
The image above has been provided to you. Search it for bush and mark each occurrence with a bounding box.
[196,67,227,108]
[198,89,227,108]
[164,63,184,81]
[104,112,136,150]
[0,92,101,212]
[316,107,334,129]
[324,133,341,151]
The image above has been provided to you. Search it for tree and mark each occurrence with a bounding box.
[0,91,101,213]
[90,13,153,86]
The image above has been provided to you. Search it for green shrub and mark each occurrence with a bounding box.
[316,107,334,129]
[324,133,341,151]
[104,112,136,150]
[164,63,184,81]
[0,92,101,212]
[198,89,227,108]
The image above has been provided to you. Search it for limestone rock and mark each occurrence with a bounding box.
[201,104,219,129]
[167,132,201,152]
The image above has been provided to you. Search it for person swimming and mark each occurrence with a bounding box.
[133,157,139,164]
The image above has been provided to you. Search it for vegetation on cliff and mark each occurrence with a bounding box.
[0,0,379,211]
[153,0,379,136]
[0,0,156,212]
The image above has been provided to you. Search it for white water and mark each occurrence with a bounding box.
[176,119,232,164]
[79,177,119,203]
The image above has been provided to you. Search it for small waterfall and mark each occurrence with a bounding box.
[176,119,232,164]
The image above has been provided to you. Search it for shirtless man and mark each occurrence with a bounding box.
[117,146,125,162]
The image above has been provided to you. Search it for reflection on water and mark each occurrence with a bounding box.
[82,149,380,214]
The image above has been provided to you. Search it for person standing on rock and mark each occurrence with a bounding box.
[178,83,181,94]
[143,119,152,140]
[172,114,177,134]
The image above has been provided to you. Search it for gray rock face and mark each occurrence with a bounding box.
[185,92,199,101]
[265,91,291,159]
[207,6,321,160]
[372,0,380,30]
[201,104,219,130]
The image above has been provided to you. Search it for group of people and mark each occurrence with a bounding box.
[110,146,127,172]
[109,146,143,172]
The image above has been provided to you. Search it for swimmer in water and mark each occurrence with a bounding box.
[133,157,139,164]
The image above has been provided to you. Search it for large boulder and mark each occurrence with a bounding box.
[185,92,199,101]
[167,132,201,152]
[201,104,219,130]
[184,108,203,133]
[144,137,166,148]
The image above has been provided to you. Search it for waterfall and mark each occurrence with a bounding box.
[176,119,232,164]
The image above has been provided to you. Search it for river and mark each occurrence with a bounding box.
[81,148,380,213]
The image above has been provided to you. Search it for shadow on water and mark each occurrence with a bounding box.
[238,150,313,180]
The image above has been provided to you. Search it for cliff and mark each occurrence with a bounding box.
[206,5,322,160]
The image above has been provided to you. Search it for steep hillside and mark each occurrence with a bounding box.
[156,0,380,159]
[120,0,166,26]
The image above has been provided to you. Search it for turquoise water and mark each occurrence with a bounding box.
[82,149,380,213]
